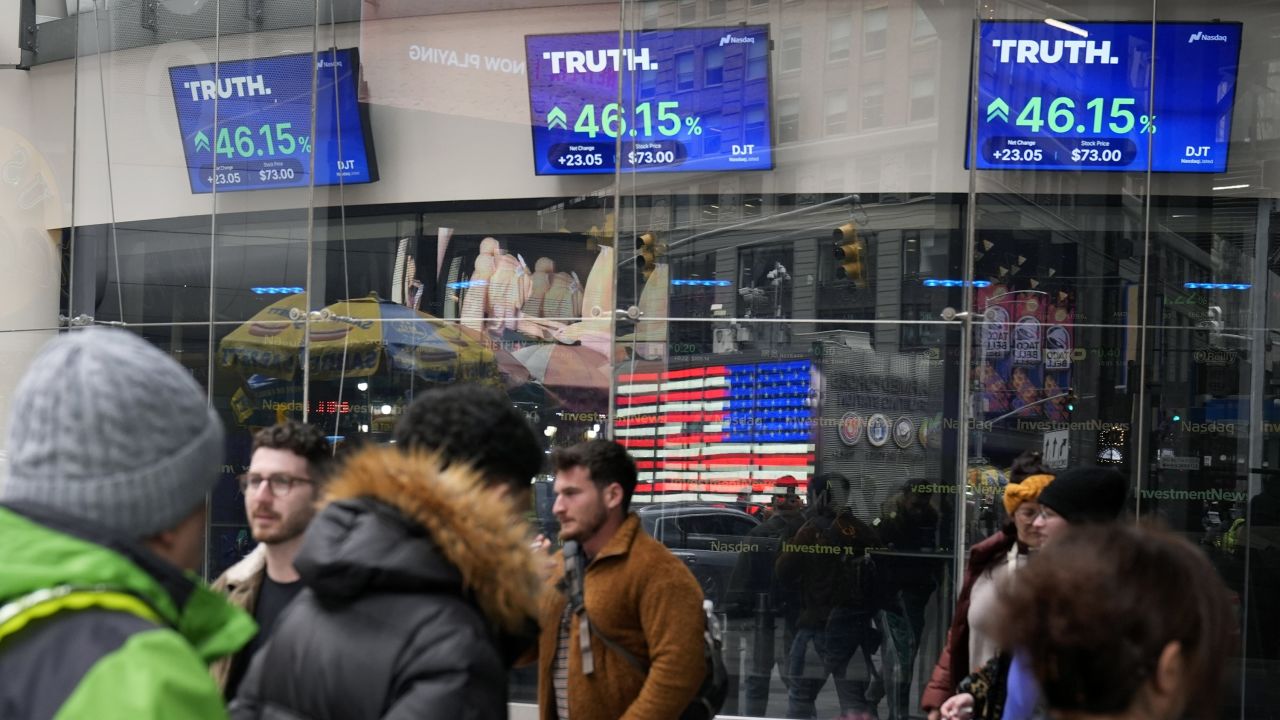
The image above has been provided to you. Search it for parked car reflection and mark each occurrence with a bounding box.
[636,501,763,606]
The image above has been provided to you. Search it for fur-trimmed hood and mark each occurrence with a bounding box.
[294,446,540,634]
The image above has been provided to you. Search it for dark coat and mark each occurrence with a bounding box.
[725,507,805,615]
[230,448,542,720]
[775,509,881,628]
[920,524,1018,712]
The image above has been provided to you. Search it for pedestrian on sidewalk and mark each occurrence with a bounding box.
[922,451,1054,720]
[0,328,254,719]
[535,440,707,720]
[231,385,545,719]
[999,524,1233,720]
[211,420,331,698]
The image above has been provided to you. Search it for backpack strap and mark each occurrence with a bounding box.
[0,585,162,646]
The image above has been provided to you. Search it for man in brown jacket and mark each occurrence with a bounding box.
[537,440,706,720]
[210,420,330,697]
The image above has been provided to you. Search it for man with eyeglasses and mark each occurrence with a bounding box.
[939,466,1129,720]
[230,385,545,720]
[211,420,330,699]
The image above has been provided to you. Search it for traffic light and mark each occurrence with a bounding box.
[833,222,867,287]
[636,232,665,282]
[1065,389,1078,414]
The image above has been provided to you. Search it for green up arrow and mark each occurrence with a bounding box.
[546,107,568,130]
[193,130,210,152]
[986,98,1010,122]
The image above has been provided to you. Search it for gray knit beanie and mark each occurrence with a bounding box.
[2,328,224,538]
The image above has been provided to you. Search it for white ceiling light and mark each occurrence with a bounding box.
[1044,19,1089,38]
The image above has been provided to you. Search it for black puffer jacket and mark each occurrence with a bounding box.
[230,448,542,720]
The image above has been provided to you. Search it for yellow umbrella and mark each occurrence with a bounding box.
[306,295,499,382]
[218,293,308,380]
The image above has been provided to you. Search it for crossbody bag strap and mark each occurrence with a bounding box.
[583,613,649,673]
[0,585,163,646]
[563,539,650,676]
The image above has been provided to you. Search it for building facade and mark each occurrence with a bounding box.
[3,0,1279,717]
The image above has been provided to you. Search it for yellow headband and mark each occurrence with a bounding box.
[1003,473,1054,515]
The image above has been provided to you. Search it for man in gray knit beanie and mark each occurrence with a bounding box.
[4,326,225,548]
[0,328,255,718]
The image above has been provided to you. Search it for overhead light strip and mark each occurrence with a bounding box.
[1044,18,1089,38]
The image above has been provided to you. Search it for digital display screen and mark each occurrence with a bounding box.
[974,21,1242,172]
[525,27,773,175]
[169,48,378,193]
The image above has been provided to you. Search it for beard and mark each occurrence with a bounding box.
[251,507,313,545]
[560,500,608,543]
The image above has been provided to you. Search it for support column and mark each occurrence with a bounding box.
[0,17,66,476]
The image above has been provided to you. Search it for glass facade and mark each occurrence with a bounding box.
[5,0,1280,717]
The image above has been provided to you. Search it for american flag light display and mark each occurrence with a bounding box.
[615,360,816,496]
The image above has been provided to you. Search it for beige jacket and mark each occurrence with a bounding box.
[209,543,266,692]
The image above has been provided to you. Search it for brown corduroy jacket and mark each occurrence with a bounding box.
[209,544,266,694]
[536,513,706,720]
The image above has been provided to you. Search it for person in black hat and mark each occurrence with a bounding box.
[1031,466,1128,547]
[939,466,1130,720]
[998,524,1233,720]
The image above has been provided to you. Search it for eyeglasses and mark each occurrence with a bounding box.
[1013,507,1039,521]
[237,473,314,497]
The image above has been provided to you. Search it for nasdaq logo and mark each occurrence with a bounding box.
[1188,32,1229,43]
[719,34,756,47]
[990,39,1119,65]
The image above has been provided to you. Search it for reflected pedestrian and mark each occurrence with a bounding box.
[777,472,881,719]
[874,479,944,720]
[727,481,808,716]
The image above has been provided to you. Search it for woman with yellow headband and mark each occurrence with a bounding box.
[920,452,1054,720]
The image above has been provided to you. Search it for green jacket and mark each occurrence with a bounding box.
[0,501,257,719]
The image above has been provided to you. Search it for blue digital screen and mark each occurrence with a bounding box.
[525,27,773,175]
[169,48,378,193]
[973,21,1242,173]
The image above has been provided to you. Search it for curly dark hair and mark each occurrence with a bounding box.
[392,384,543,493]
[251,420,331,477]
[551,440,638,512]
[998,523,1234,719]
